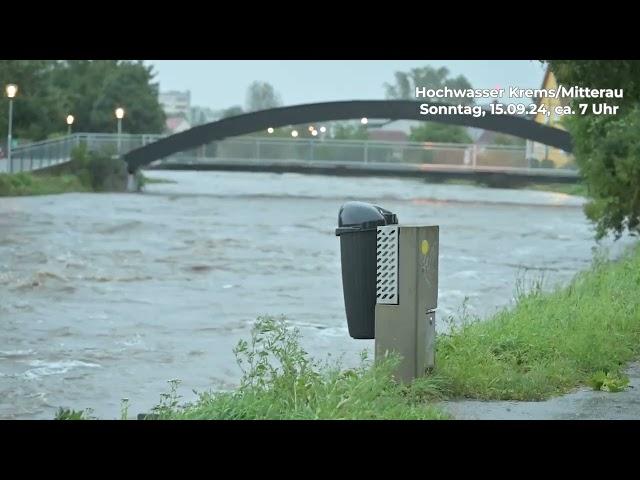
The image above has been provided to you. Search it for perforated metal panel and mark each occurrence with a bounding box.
[376,225,398,304]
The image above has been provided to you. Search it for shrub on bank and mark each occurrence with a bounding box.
[68,144,128,192]
[146,316,449,420]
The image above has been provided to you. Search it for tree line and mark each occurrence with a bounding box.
[0,60,166,143]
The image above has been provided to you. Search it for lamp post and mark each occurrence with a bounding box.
[5,84,18,173]
[115,107,125,156]
[66,114,74,135]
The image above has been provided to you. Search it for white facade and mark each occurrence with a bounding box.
[159,90,191,118]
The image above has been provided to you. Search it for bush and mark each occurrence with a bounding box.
[68,144,127,192]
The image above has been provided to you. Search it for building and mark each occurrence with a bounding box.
[159,90,191,119]
[525,66,574,168]
[189,106,220,126]
[165,116,191,134]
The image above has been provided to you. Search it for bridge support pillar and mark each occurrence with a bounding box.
[126,173,140,192]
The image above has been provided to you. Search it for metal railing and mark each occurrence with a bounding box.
[1,132,577,174]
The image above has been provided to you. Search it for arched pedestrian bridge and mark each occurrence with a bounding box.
[3,100,578,185]
[122,100,577,185]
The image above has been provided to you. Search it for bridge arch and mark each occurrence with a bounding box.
[123,100,572,172]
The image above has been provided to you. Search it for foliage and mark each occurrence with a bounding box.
[588,371,630,392]
[150,316,449,420]
[491,133,526,146]
[436,244,640,400]
[409,123,472,144]
[331,123,368,140]
[0,172,87,196]
[67,144,127,192]
[220,105,245,119]
[245,81,282,112]
[0,60,165,142]
[548,60,640,239]
[55,407,95,420]
[0,60,68,141]
[384,65,474,105]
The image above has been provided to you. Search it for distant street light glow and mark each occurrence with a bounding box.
[291,130,299,138]
[361,117,368,125]
[66,115,75,125]
[308,126,315,132]
[267,127,274,134]
[5,84,18,98]
[319,126,327,133]
[115,107,125,119]
[311,130,318,136]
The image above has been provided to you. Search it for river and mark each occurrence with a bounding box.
[0,171,629,419]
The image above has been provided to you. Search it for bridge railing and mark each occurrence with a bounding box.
[2,132,577,174]
[156,137,568,172]
[4,133,166,173]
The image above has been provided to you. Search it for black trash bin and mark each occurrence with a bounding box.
[335,201,398,339]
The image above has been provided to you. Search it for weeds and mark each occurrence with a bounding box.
[151,316,449,420]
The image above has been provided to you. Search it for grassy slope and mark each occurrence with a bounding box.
[0,172,88,196]
[436,245,640,400]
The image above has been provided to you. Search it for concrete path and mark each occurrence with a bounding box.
[441,362,640,420]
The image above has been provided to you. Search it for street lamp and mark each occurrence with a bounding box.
[5,84,17,173]
[115,107,125,155]
[360,117,368,125]
[66,114,74,135]
[291,130,299,138]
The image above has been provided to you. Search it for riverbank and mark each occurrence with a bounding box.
[98,243,640,420]
[0,172,89,196]
[0,170,172,197]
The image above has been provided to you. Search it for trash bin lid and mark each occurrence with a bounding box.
[335,201,398,236]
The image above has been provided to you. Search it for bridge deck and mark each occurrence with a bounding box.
[149,159,580,185]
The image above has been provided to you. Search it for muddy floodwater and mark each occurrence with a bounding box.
[0,171,631,419]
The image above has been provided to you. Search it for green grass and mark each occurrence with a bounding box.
[0,172,88,196]
[140,174,176,185]
[526,183,587,196]
[435,245,640,400]
[147,316,450,420]
[439,178,587,196]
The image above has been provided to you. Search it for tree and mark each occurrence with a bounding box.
[0,60,166,141]
[491,133,526,146]
[331,123,368,140]
[0,60,68,142]
[548,60,640,239]
[220,105,245,118]
[384,65,474,105]
[245,81,282,112]
[409,123,472,144]
[88,61,165,134]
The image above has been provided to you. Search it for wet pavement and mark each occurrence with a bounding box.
[442,363,640,420]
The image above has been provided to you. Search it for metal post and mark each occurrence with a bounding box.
[7,98,13,173]
[364,141,368,164]
[117,118,122,156]
[472,144,478,168]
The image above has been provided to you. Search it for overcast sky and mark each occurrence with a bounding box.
[146,60,547,110]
